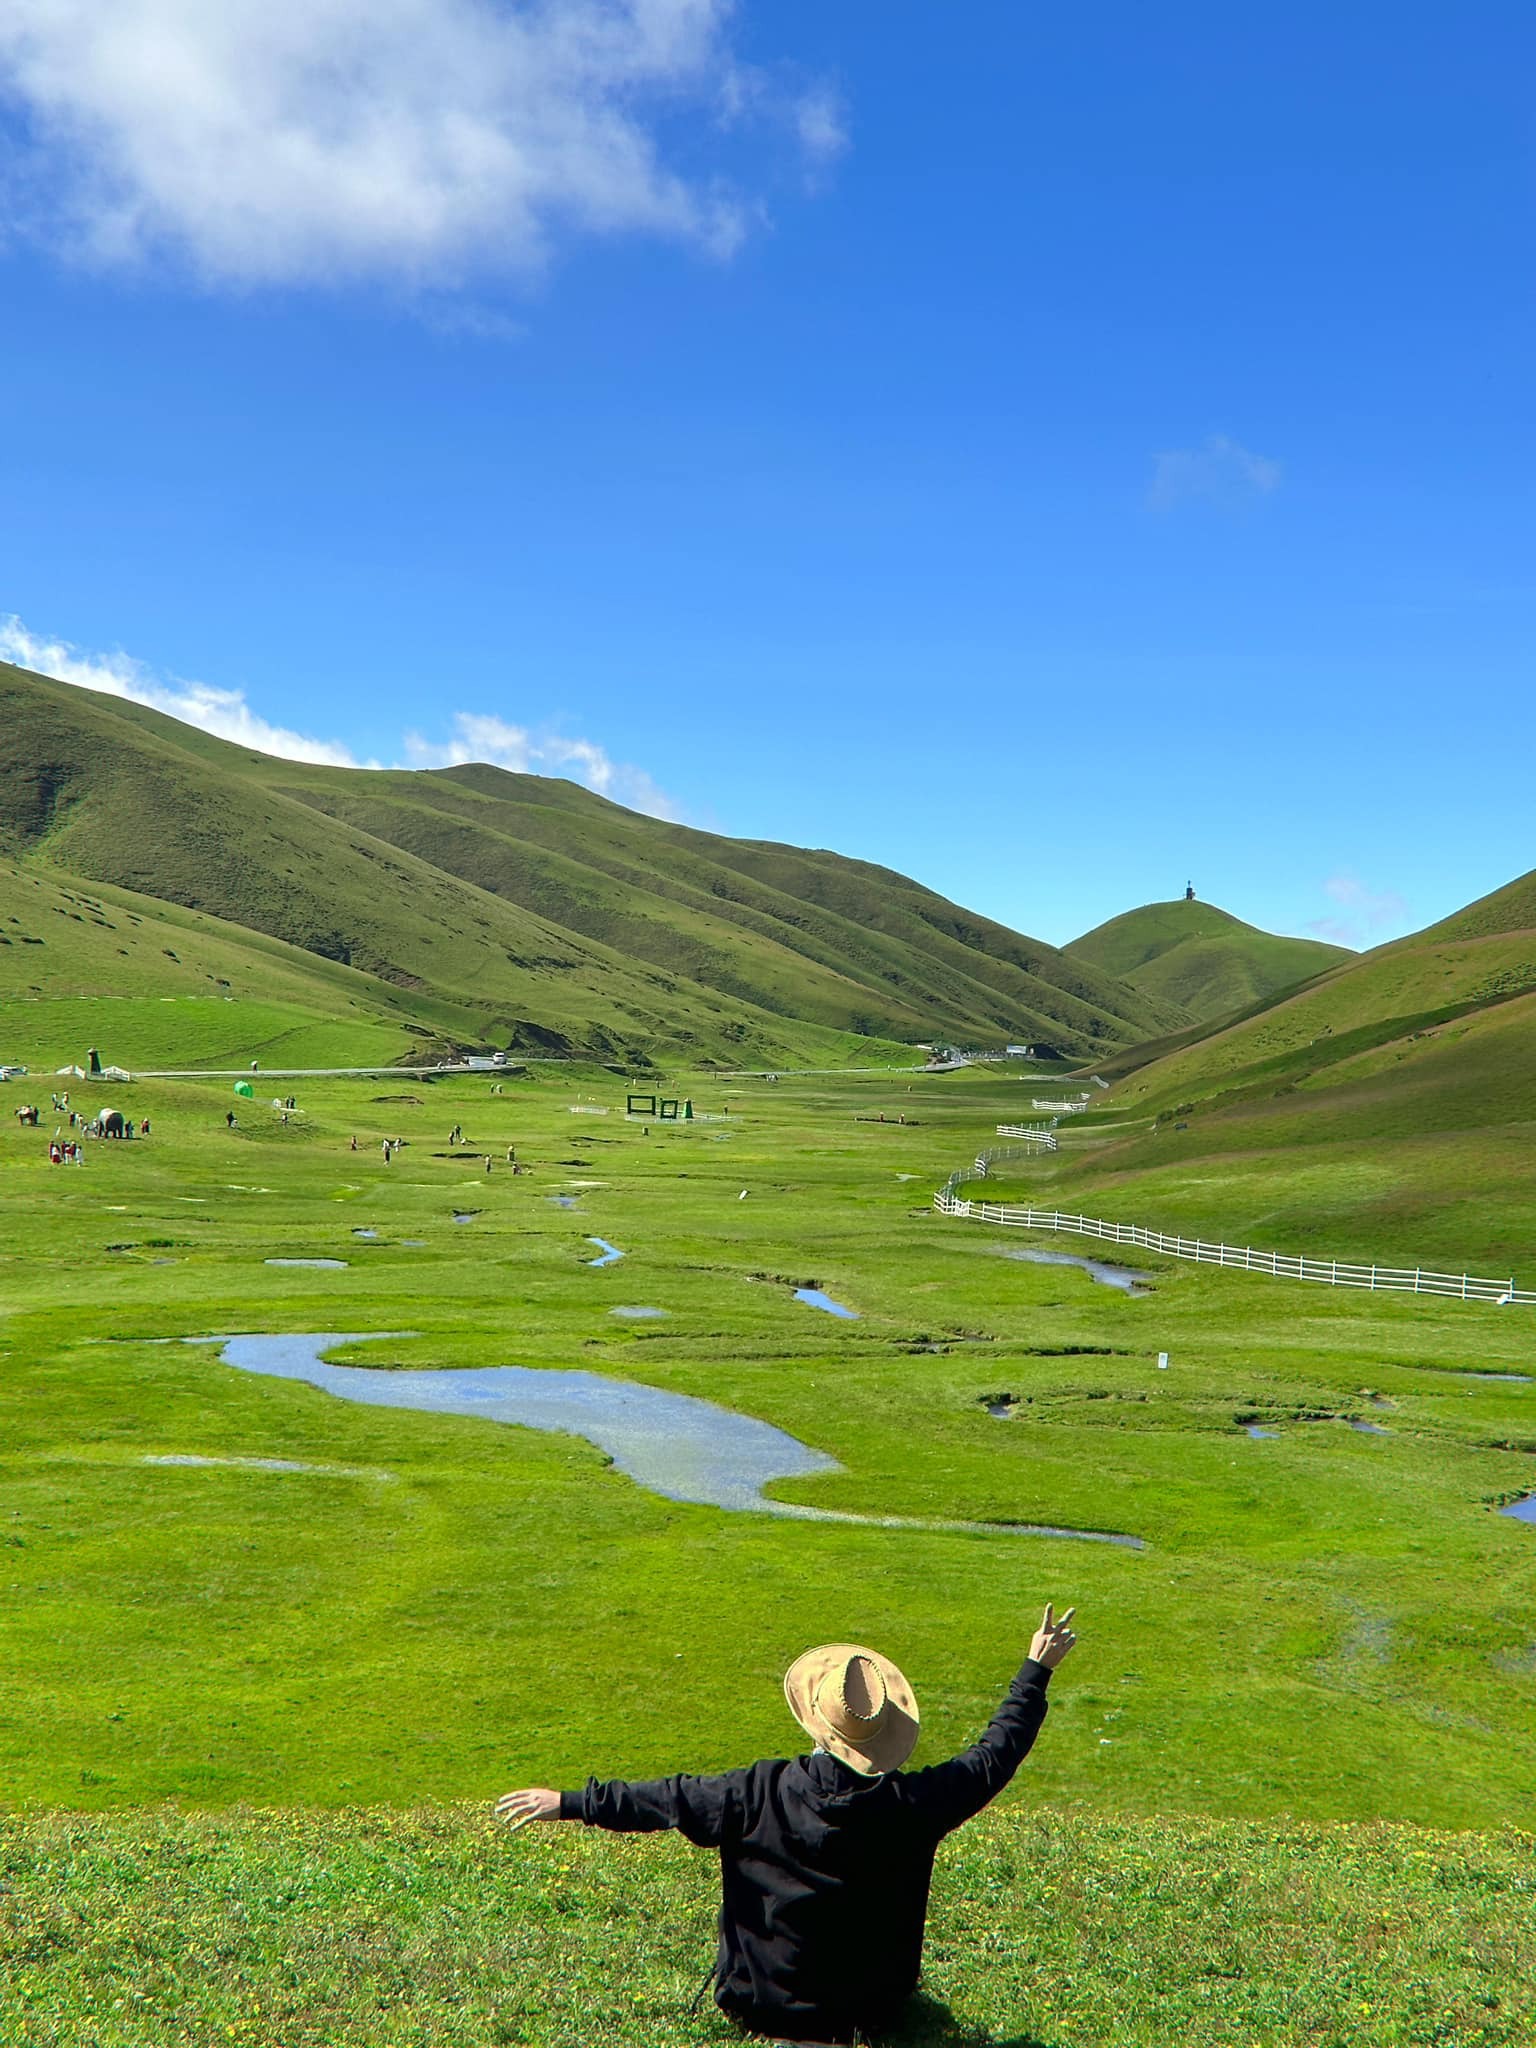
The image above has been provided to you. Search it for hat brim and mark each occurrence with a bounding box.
[784,1642,920,1776]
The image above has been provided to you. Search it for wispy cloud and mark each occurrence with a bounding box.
[405,711,679,819]
[1306,873,1410,950]
[0,615,369,766]
[0,614,678,817]
[0,1,838,293]
[1149,434,1282,510]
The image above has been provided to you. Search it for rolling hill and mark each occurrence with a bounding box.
[1066,897,1350,1024]
[0,659,1182,1065]
[1017,871,1536,1270]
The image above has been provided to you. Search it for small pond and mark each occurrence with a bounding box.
[1246,1425,1280,1440]
[549,1195,579,1209]
[996,1246,1150,1295]
[1502,1495,1536,1525]
[193,1333,1142,1546]
[587,1237,625,1267]
[264,1258,348,1270]
[453,1211,479,1224]
[795,1288,858,1318]
[611,1306,668,1319]
[1349,1419,1389,1435]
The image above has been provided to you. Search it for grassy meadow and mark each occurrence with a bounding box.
[3,1053,1533,2042]
[2,1059,1533,1822]
[5,1806,1532,2047]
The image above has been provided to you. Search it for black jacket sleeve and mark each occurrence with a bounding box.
[559,1768,746,1848]
[895,1658,1051,1837]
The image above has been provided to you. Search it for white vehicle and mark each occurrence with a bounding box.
[0,1064,27,1081]
[464,1054,508,1071]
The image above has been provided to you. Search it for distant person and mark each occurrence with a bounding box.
[382,1140,392,1163]
[350,1135,358,1152]
[506,1146,516,1164]
[141,1120,150,1136]
[226,1110,237,1129]
[496,1607,1078,2046]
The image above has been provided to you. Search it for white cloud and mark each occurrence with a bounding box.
[1149,434,1282,510]
[405,710,679,818]
[0,0,834,290]
[0,614,370,765]
[0,614,679,816]
[1306,873,1409,949]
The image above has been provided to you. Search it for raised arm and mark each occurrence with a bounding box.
[900,1604,1078,1837]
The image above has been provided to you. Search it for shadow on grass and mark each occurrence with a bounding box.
[715,1992,1052,2046]
[883,1995,1054,2048]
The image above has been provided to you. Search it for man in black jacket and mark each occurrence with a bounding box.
[495,1604,1077,2044]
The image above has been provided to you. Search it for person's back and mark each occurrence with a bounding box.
[498,1605,1077,2045]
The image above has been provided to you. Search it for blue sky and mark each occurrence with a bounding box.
[1,1,1531,950]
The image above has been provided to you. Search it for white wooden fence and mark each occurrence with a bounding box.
[995,1123,1059,1150]
[935,1153,1533,1306]
[1031,1098,1088,1113]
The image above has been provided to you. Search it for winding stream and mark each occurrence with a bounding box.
[188,1333,1143,1546]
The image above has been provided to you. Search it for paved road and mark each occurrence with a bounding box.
[130,1060,571,1081]
[128,1056,976,1082]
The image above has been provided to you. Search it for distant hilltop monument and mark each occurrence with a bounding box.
[1185,881,1195,902]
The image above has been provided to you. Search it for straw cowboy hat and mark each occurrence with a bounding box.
[784,1644,920,1775]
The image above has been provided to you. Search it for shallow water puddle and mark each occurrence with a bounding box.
[264,1258,348,1270]
[587,1237,624,1266]
[1246,1425,1280,1440]
[611,1306,668,1319]
[352,1228,380,1239]
[453,1211,480,1224]
[1349,1419,1390,1435]
[143,1453,390,1479]
[995,1246,1150,1294]
[795,1288,858,1318]
[549,1195,580,1209]
[1502,1495,1536,1525]
[192,1333,1142,1544]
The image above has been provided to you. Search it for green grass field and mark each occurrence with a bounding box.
[5,1807,1531,2046]
[4,1055,1533,2042]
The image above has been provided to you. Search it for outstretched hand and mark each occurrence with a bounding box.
[1029,1602,1078,1670]
[495,1787,562,1832]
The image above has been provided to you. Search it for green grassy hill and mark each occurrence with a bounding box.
[988,873,1536,1272]
[0,855,487,1070]
[1066,898,1349,1024]
[0,661,1179,1063]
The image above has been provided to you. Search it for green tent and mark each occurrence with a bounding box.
[234,1081,254,1099]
